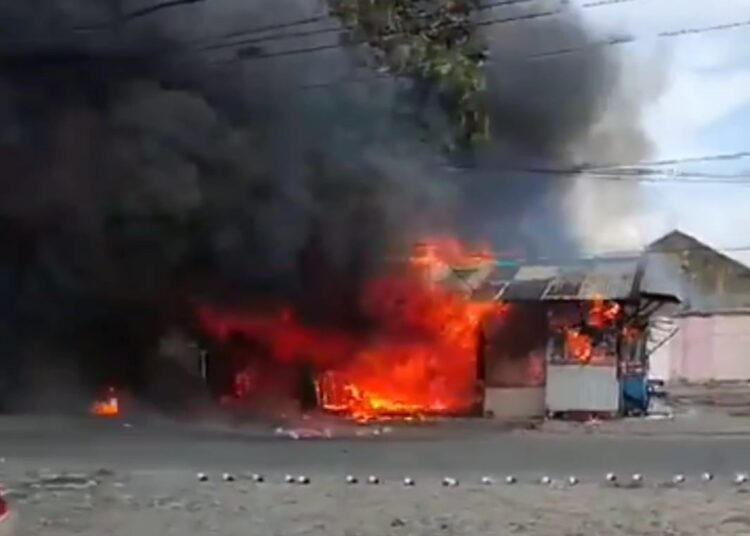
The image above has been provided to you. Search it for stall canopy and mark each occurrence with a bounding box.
[469,256,680,305]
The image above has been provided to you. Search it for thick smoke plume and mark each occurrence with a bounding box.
[0,0,660,409]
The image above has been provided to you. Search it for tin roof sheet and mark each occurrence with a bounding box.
[472,257,642,302]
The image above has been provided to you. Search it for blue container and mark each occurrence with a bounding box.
[621,374,650,415]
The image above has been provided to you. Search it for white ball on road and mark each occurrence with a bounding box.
[672,474,685,484]
[367,475,380,485]
[505,475,517,484]
[605,473,617,482]
[284,474,295,483]
[346,475,358,484]
[701,472,713,482]
[196,472,209,482]
[442,477,458,487]
[540,476,551,485]
[296,475,310,485]
[631,473,643,482]
[734,473,748,484]
[403,477,415,486]
[567,476,578,486]
[481,476,493,485]
[222,473,235,482]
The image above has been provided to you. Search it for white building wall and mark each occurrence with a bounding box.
[648,313,750,383]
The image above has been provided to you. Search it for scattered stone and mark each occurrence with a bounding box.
[94,468,115,477]
[721,514,750,527]
[31,474,98,490]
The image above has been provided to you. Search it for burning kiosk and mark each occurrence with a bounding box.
[470,257,679,418]
[193,242,677,422]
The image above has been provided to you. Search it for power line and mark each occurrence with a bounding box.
[525,243,750,262]
[568,174,750,186]
[580,0,643,7]
[441,152,750,185]
[196,0,542,49]
[198,14,332,43]
[526,18,750,59]
[588,152,750,172]
[206,0,626,62]
[75,0,205,31]
[260,17,750,90]
[205,5,628,65]
[204,4,564,63]
[513,152,750,176]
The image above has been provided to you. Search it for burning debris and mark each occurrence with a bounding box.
[90,388,120,418]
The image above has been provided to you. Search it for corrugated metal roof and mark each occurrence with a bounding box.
[471,257,642,302]
[638,251,684,299]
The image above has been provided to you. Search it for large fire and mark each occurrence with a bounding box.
[197,238,505,421]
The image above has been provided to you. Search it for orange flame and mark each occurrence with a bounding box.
[564,328,593,363]
[558,296,624,364]
[315,278,501,420]
[589,297,621,329]
[198,239,505,421]
[90,388,119,417]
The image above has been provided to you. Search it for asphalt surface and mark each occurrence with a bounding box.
[1,416,749,480]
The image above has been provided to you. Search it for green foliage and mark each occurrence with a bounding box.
[329,0,489,148]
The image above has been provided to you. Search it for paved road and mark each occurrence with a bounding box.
[1,417,748,479]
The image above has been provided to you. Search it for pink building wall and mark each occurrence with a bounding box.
[649,313,750,383]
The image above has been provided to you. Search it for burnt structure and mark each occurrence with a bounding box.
[445,256,680,418]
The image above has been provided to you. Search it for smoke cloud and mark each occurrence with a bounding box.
[0,0,662,408]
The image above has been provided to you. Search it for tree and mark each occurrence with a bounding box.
[329,0,488,149]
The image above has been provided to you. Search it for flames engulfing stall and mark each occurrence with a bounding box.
[471,257,678,417]
[193,241,676,422]
[195,239,505,422]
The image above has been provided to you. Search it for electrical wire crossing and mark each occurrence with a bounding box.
[246,17,750,92]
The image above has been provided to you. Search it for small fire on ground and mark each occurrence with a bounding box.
[90,388,119,417]
[197,238,506,422]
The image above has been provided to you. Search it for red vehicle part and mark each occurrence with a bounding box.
[0,491,17,536]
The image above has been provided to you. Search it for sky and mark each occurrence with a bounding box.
[576,0,750,264]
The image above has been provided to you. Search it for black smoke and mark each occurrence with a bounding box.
[0,0,657,410]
